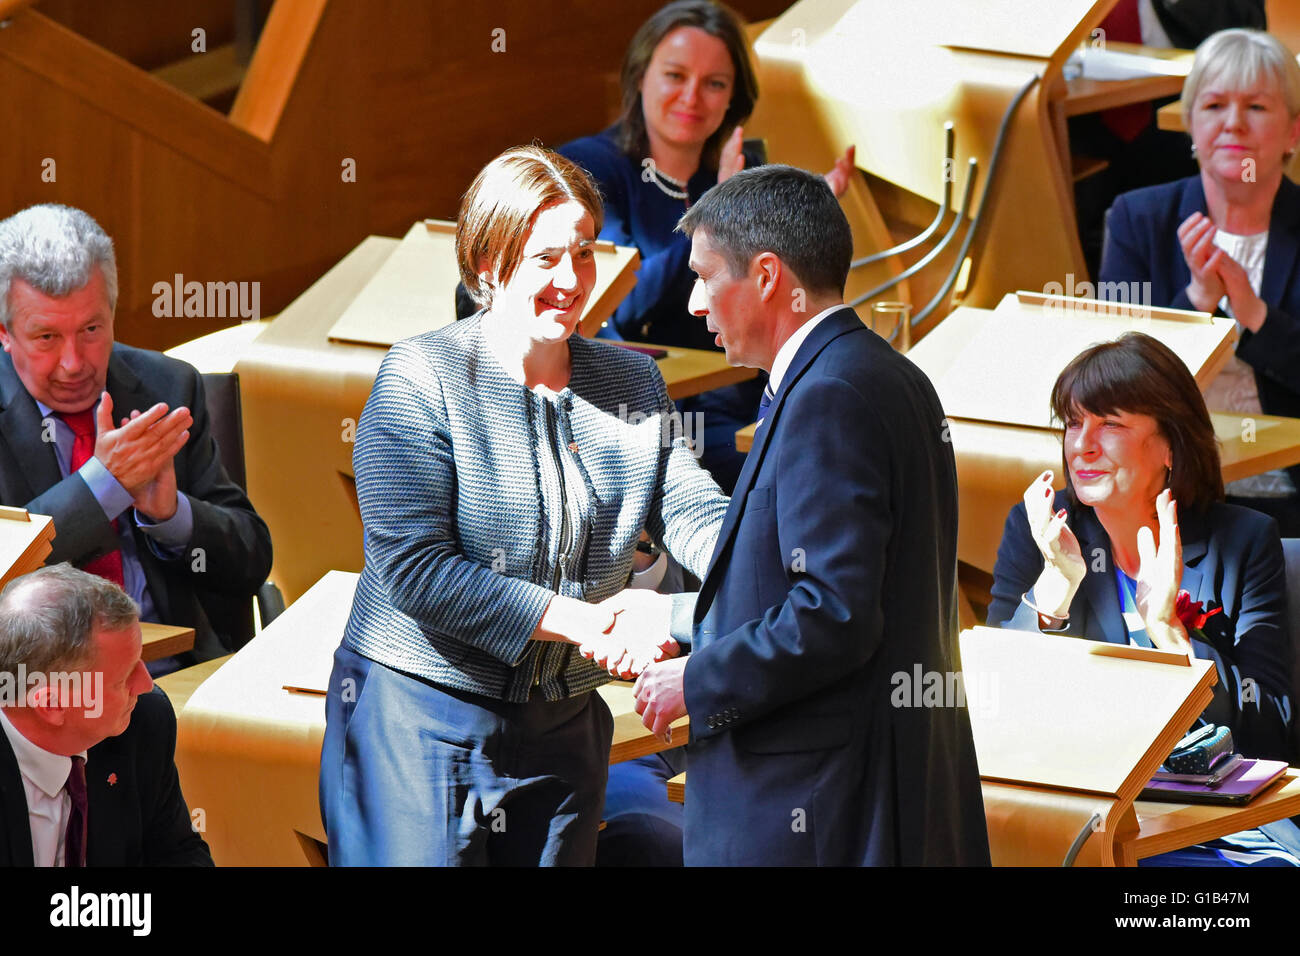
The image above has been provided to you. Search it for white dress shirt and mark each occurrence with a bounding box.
[0,706,85,867]
[767,305,844,396]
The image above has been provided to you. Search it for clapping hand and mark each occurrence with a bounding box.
[718,126,746,184]
[824,145,856,198]
[1178,212,1268,330]
[94,392,191,521]
[1135,489,1191,653]
[577,589,678,679]
[1178,213,1229,314]
[1023,470,1086,620]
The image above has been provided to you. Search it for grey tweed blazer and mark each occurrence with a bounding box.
[341,315,729,702]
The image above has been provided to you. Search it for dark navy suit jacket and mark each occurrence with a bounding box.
[0,688,213,866]
[0,345,272,661]
[680,309,990,866]
[988,496,1293,762]
[1099,175,1300,418]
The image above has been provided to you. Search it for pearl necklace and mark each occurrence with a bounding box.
[646,163,689,201]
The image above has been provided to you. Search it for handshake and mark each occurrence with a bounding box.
[574,589,678,679]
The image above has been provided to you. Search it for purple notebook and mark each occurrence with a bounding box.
[1142,758,1289,805]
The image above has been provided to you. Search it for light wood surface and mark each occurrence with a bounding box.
[1130,770,1300,862]
[959,627,1214,803]
[234,234,752,603]
[140,622,195,663]
[154,654,232,715]
[907,295,1235,430]
[173,570,684,865]
[667,771,685,804]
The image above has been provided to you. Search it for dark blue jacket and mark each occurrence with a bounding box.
[681,309,990,866]
[0,688,212,866]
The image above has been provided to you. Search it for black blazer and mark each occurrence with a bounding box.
[681,309,990,866]
[0,344,272,660]
[0,688,213,866]
[1099,175,1300,419]
[988,495,1293,762]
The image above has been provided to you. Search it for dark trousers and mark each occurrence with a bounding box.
[320,644,613,866]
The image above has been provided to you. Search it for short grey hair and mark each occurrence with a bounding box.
[0,204,119,329]
[0,564,139,681]
[1182,29,1300,128]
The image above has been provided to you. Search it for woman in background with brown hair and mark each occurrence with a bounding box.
[558,0,853,495]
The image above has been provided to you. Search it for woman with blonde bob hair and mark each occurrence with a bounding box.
[1100,28,1300,533]
[319,145,728,866]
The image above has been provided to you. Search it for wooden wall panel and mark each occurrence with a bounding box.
[2,0,791,351]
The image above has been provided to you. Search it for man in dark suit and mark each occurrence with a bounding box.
[0,203,271,662]
[633,165,989,865]
[0,564,212,865]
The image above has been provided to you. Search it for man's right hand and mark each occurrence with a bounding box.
[93,392,192,494]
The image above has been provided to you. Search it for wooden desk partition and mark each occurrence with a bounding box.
[959,626,1214,866]
[172,570,685,866]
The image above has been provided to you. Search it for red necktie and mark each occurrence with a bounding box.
[1099,0,1153,143]
[56,409,125,587]
[64,755,87,868]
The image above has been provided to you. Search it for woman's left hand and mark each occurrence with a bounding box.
[1214,251,1268,333]
[824,145,856,198]
[1135,489,1192,653]
[718,126,746,184]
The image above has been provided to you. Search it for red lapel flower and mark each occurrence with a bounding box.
[107,773,117,786]
[1174,590,1222,633]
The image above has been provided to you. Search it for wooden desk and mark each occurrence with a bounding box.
[172,570,684,865]
[665,763,1300,865]
[1128,769,1300,863]
[1061,42,1192,117]
[140,622,194,662]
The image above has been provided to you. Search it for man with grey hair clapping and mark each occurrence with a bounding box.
[0,203,271,663]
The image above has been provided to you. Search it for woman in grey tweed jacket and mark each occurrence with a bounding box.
[319,146,729,865]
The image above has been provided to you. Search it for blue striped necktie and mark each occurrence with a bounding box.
[757,383,775,423]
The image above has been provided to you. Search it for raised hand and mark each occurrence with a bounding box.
[1135,489,1191,653]
[1023,470,1086,619]
[1177,212,1228,314]
[718,126,745,184]
[824,144,856,198]
[94,392,191,502]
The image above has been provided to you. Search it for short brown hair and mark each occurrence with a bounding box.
[616,0,759,168]
[1050,332,1223,512]
[456,146,604,309]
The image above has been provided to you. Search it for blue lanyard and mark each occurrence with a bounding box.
[1113,565,1153,648]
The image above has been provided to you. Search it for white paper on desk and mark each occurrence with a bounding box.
[1068,48,1190,81]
